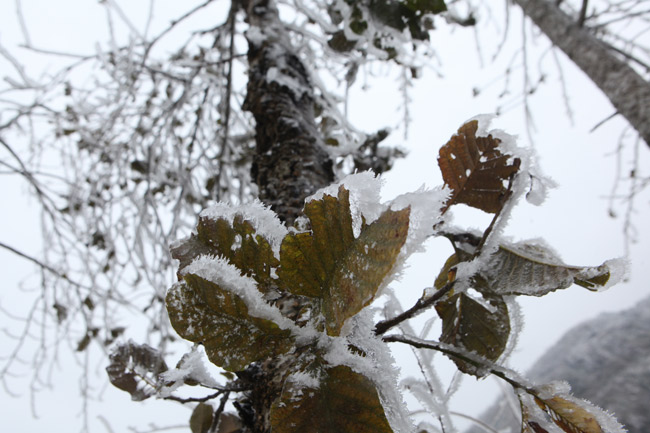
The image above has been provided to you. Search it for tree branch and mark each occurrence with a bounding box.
[374,281,456,335]
[514,0,650,147]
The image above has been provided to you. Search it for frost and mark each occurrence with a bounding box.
[159,347,219,397]
[287,370,321,390]
[325,310,416,433]
[590,257,629,291]
[531,381,627,433]
[307,171,384,236]
[266,66,308,98]
[245,25,266,45]
[200,199,287,256]
[182,255,295,330]
[389,186,448,259]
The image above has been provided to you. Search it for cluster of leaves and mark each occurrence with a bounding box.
[108,120,622,433]
[432,120,614,379]
[165,186,410,431]
[328,0,447,57]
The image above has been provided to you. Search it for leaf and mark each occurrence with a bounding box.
[535,396,603,433]
[166,275,294,371]
[437,120,520,213]
[435,292,510,377]
[278,186,409,335]
[171,215,279,293]
[269,365,393,433]
[477,241,613,297]
[518,384,625,433]
[190,403,214,433]
[106,341,168,401]
[433,253,459,289]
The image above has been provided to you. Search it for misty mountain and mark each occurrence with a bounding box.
[466,295,650,432]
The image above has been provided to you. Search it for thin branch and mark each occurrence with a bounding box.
[0,241,92,292]
[383,334,533,393]
[374,281,456,335]
[163,389,224,404]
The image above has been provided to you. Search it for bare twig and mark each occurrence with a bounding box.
[374,281,456,335]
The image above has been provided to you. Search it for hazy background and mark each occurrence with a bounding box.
[1,1,648,431]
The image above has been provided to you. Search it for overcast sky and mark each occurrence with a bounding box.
[1,1,649,432]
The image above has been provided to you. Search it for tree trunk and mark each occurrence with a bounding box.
[513,0,650,147]
[242,0,334,225]
[238,1,334,431]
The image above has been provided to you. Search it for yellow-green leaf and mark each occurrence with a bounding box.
[278,186,409,335]
[270,365,393,433]
[437,120,520,213]
[479,241,613,296]
[166,275,293,371]
[435,293,510,377]
[171,215,279,293]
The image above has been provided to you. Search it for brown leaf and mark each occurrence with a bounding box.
[278,186,409,335]
[166,275,294,371]
[438,120,520,213]
[270,365,393,433]
[106,341,168,401]
[436,292,510,377]
[535,395,603,433]
[190,403,214,433]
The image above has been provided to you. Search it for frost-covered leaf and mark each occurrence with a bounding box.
[269,365,393,433]
[106,341,168,401]
[535,396,603,433]
[166,275,293,371]
[435,293,510,377]
[519,383,625,433]
[190,403,214,433]
[171,215,279,293]
[278,185,409,335]
[438,120,520,213]
[433,253,459,289]
[478,241,615,297]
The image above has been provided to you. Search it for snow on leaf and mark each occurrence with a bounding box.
[519,383,626,433]
[166,275,294,372]
[106,341,168,401]
[171,214,279,294]
[435,293,510,377]
[278,185,409,335]
[269,365,393,433]
[437,120,520,213]
[477,241,615,297]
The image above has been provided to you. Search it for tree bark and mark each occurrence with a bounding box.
[242,0,334,225]
[513,0,650,147]
[238,1,334,431]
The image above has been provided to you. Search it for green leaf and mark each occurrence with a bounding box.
[190,403,214,433]
[437,120,520,213]
[171,215,279,293]
[278,186,409,335]
[435,293,510,377]
[270,365,393,433]
[166,274,294,371]
[477,241,614,296]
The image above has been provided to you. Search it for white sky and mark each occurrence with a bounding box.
[1,1,649,432]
